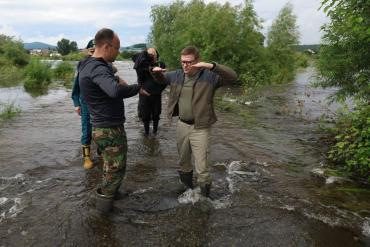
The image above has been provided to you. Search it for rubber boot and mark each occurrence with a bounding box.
[178,170,194,189]
[82,145,94,169]
[95,188,114,214]
[153,120,159,134]
[143,121,150,136]
[200,183,211,198]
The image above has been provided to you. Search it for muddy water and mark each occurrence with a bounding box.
[0,62,369,246]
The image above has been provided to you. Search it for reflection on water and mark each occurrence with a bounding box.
[0,85,69,111]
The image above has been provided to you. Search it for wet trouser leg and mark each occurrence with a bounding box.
[92,126,127,196]
[140,95,152,135]
[152,95,162,134]
[176,120,211,185]
[80,102,92,145]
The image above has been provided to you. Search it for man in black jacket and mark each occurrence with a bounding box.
[79,28,147,212]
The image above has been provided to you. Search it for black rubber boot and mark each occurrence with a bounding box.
[143,121,150,136]
[95,188,114,214]
[178,170,193,189]
[200,183,211,198]
[153,120,159,134]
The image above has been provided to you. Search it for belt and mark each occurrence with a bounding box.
[180,118,194,125]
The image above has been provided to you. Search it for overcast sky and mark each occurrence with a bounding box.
[0,0,328,48]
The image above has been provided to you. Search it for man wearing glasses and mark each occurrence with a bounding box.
[79,28,146,212]
[152,46,237,198]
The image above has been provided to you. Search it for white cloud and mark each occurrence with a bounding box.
[122,35,148,47]
[23,33,67,46]
[0,0,328,46]
[0,24,21,39]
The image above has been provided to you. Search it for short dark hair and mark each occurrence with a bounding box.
[94,28,114,47]
[181,46,199,59]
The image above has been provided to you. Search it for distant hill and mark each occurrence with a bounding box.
[23,42,56,50]
[296,44,320,53]
[121,43,147,52]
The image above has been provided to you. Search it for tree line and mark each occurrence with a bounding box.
[149,0,301,88]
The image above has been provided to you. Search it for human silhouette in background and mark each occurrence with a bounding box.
[71,39,96,169]
[132,48,166,136]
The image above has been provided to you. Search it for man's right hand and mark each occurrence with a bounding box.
[151,67,166,73]
[74,106,81,116]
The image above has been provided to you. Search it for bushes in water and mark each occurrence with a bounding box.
[62,52,85,61]
[328,104,370,182]
[0,102,21,126]
[0,35,29,87]
[316,0,369,182]
[53,61,75,87]
[24,58,52,90]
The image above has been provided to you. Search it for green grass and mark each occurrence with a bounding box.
[214,94,256,126]
[53,61,75,88]
[23,58,52,91]
[0,64,24,88]
[0,103,21,126]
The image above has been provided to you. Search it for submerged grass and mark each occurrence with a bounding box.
[53,61,75,88]
[0,65,24,87]
[0,102,21,126]
[23,58,52,91]
[214,89,260,127]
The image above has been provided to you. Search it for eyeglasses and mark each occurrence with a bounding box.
[181,60,195,66]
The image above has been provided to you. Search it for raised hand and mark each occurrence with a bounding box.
[151,67,166,73]
[191,62,213,70]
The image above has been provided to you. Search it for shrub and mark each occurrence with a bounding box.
[0,65,24,87]
[0,102,21,126]
[54,61,75,84]
[62,52,85,61]
[24,58,52,90]
[328,104,370,182]
[295,52,309,68]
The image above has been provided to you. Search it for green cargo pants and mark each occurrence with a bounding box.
[92,125,127,196]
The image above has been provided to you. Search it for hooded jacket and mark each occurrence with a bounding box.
[78,56,140,127]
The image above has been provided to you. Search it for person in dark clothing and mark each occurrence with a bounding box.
[132,48,166,136]
[71,39,96,170]
[79,28,148,212]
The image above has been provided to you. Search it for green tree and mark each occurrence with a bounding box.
[0,35,29,86]
[317,0,370,101]
[70,41,78,53]
[0,35,29,66]
[149,0,267,87]
[317,0,370,182]
[267,3,300,83]
[57,38,78,56]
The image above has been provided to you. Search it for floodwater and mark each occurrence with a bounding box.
[0,62,369,246]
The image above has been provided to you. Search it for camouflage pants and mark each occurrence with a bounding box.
[92,125,127,196]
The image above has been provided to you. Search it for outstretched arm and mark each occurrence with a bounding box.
[192,62,237,88]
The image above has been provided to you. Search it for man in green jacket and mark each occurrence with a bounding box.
[152,46,237,197]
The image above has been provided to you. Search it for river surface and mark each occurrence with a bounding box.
[0,61,369,246]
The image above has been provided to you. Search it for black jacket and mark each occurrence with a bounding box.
[132,51,166,95]
[78,57,140,127]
